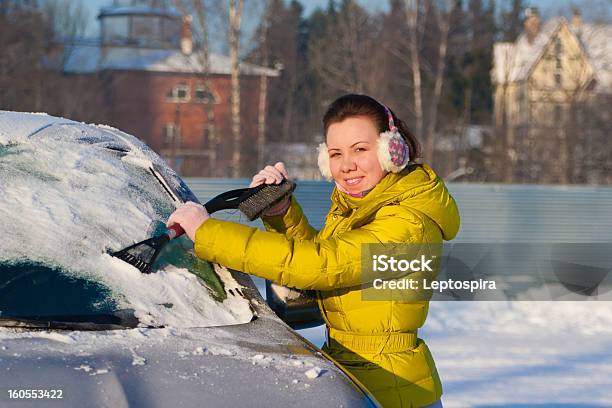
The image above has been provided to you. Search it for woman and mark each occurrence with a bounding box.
[168,94,459,407]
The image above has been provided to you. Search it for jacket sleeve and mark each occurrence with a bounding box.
[260,196,318,241]
[194,205,426,291]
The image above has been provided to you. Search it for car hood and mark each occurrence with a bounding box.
[0,302,375,408]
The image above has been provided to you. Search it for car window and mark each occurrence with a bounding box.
[0,112,253,329]
[0,261,117,318]
[0,232,229,324]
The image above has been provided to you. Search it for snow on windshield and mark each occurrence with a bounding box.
[0,111,253,328]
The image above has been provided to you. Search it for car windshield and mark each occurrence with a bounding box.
[0,111,253,329]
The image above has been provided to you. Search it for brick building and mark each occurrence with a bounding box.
[63,5,278,177]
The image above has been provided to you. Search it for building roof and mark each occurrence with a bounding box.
[492,17,612,92]
[579,23,612,91]
[62,45,280,77]
[98,6,182,19]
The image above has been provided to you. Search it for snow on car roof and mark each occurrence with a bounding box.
[0,111,253,328]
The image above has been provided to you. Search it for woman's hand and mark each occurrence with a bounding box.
[249,161,289,187]
[167,201,210,242]
[250,162,291,217]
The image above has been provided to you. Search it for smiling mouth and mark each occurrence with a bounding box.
[344,177,364,186]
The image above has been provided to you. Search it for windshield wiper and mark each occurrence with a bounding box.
[0,313,146,331]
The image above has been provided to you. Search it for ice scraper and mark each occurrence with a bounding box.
[110,179,296,273]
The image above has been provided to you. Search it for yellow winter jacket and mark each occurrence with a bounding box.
[194,164,460,407]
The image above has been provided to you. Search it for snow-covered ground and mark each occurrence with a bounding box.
[251,264,612,406]
[302,300,612,407]
[424,302,612,407]
[250,278,612,406]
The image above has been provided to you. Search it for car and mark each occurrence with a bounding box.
[0,111,378,407]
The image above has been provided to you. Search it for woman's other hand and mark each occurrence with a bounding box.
[250,162,291,217]
[167,201,210,242]
[249,161,289,187]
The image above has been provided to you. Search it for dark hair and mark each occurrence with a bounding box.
[322,94,421,160]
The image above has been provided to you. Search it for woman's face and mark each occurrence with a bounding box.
[326,116,386,195]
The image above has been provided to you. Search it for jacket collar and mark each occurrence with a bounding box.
[330,164,420,215]
[328,164,460,241]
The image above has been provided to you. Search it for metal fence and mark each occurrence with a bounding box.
[184,178,612,243]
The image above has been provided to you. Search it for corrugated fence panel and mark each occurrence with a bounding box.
[446,183,612,242]
[184,178,612,243]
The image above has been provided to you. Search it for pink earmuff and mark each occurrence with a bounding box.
[317,103,410,180]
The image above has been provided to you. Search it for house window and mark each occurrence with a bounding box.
[131,16,160,45]
[163,123,180,143]
[166,83,190,103]
[194,87,217,104]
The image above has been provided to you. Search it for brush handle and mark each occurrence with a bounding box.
[164,190,243,242]
[167,223,185,239]
[203,183,268,214]
[165,181,285,241]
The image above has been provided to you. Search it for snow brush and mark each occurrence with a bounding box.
[110,179,296,274]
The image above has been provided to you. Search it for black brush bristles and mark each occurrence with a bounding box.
[110,233,170,274]
[238,179,296,221]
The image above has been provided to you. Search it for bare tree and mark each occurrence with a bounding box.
[0,0,100,122]
[405,0,424,151]
[308,1,379,95]
[44,0,87,42]
[492,41,518,182]
[247,0,313,147]
[191,0,219,176]
[0,6,47,111]
[425,0,453,164]
[256,0,271,170]
[229,0,244,177]
[502,0,524,41]
[168,0,229,176]
[404,0,454,165]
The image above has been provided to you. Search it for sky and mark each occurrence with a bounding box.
[76,0,610,51]
[80,0,388,37]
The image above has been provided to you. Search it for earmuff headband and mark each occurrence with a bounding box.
[381,104,398,133]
